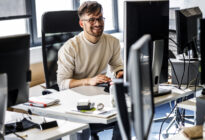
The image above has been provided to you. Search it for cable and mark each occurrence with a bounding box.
[13,132,26,140]
[159,104,177,140]
[168,58,180,88]
[194,66,200,92]
[185,51,191,89]
[169,37,178,46]
[179,54,186,89]
[5,123,26,140]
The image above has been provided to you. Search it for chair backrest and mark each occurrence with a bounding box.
[41,11,82,90]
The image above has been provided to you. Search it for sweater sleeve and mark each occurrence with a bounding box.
[57,41,75,90]
[109,39,124,75]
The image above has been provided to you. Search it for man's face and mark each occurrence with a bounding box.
[80,11,104,38]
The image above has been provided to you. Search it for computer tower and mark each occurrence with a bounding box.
[171,60,200,85]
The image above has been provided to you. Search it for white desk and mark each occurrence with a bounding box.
[13,85,201,124]
[154,85,202,107]
[166,131,202,140]
[4,111,88,140]
[13,86,116,124]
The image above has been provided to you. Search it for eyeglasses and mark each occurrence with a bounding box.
[82,17,105,24]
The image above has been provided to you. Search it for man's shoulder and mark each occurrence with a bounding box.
[61,32,82,49]
[103,33,119,42]
[66,32,82,44]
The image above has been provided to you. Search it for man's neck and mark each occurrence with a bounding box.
[84,32,101,44]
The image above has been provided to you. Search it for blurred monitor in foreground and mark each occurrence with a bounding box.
[113,35,154,140]
[128,35,154,140]
[0,34,30,107]
[0,34,31,137]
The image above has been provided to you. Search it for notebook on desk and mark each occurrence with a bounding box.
[24,96,60,108]
[65,107,116,119]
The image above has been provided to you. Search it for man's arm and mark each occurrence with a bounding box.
[109,39,124,77]
[116,70,123,78]
[69,74,111,88]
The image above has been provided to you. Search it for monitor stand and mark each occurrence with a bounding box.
[153,84,171,97]
[179,58,198,61]
[0,73,7,139]
[152,40,171,97]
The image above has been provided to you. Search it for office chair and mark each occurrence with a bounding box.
[41,10,82,92]
[41,10,116,140]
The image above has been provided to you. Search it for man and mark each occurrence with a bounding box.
[57,1,123,90]
[57,1,123,140]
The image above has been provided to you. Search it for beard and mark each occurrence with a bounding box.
[86,25,104,37]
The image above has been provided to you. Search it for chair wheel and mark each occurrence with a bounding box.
[162,133,169,139]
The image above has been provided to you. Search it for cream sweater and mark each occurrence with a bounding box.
[57,32,123,90]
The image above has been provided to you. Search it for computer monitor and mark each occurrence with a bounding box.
[124,0,169,84]
[0,34,30,137]
[128,34,154,140]
[0,34,30,107]
[176,7,202,57]
[199,18,205,84]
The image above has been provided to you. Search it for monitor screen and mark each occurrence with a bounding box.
[128,35,154,140]
[200,18,205,84]
[176,7,202,56]
[124,0,169,84]
[0,34,30,107]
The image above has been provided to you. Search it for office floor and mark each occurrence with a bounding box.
[96,103,194,140]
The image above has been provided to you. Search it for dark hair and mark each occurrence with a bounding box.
[78,1,102,18]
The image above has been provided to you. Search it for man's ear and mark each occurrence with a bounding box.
[79,20,84,28]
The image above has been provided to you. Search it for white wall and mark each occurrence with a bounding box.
[30,47,42,64]
[117,0,205,32]
[180,0,205,17]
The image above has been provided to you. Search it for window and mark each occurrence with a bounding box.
[35,0,73,38]
[0,0,31,37]
[0,0,119,47]
[0,19,28,37]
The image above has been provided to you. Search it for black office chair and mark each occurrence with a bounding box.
[41,10,116,140]
[41,10,82,92]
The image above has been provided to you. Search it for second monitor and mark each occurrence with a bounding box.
[124,0,170,96]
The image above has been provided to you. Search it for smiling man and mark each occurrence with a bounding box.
[57,1,123,90]
[57,1,123,140]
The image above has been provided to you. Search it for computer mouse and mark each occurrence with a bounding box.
[96,82,110,93]
[96,82,110,87]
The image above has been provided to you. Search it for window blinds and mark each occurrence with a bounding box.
[0,0,31,20]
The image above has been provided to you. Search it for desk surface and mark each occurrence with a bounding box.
[166,131,202,140]
[13,86,116,124]
[4,111,88,140]
[154,85,202,106]
[13,85,201,124]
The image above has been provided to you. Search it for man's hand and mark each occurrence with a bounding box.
[88,74,111,86]
[116,71,123,78]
